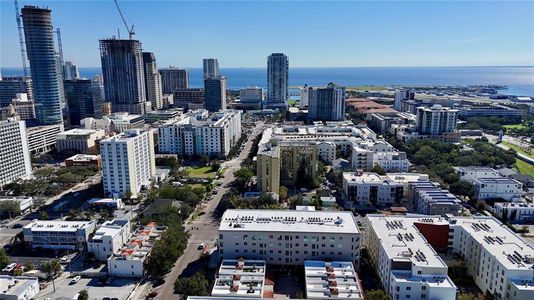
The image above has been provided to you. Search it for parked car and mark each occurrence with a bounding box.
[2,263,16,273]
[70,276,81,284]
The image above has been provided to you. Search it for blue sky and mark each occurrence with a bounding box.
[1,0,534,68]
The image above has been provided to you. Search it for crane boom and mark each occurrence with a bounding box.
[113,0,134,39]
[14,0,29,76]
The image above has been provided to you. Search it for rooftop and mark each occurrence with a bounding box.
[219,209,359,234]
[24,220,96,232]
[212,259,267,298]
[57,128,102,137]
[66,154,100,161]
[109,222,165,261]
[0,275,38,297]
[304,261,364,299]
[90,219,129,241]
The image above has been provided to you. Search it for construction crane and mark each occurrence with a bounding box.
[55,28,64,78]
[14,0,29,76]
[113,0,135,39]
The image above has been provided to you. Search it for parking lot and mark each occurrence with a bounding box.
[36,276,138,300]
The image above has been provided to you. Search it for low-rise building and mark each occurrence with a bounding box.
[218,209,360,266]
[22,220,97,250]
[494,202,534,224]
[342,171,428,209]
[81,113,144,134]
[211,259,271,298]
[473,177,524,202]
[304,261,364,300]
[458,104,523,119]
[26,123,63,154]
[454,166,502,183]
[0,275,39,300]
[364,215,457,300]
[87,198,124,209]
[64,154,101,168]
[107,222,166,277]
[88,219,131,261]
[409,181,462,216]
[55,128,105,154]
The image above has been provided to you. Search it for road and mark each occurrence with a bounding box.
[133,122,264,300]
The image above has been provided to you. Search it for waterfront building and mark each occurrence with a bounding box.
[101,129,156,198]
[203,58,220,79]
[266,53,289,108]
[22,6,63,125]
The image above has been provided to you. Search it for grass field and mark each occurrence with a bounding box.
[503,124,526,130]
[186,166,217,178]
[502,141,534,158]
[514,159,534,178]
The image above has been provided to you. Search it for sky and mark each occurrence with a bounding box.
[1,0,534,68]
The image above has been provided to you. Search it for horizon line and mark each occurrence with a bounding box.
[2,65,534,69]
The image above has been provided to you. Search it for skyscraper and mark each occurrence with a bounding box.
[99,38,148,114]
[203,58,220,79]
[142,52,163,110]
[63,61,80,80]
[415,105,458,135]
[158,67,189,94]
[22,6,63,125]
[267,53,289,107]
[0,118,32,187]
[64,79,103,125]
[204,76,227,112]
[308,83,345,121]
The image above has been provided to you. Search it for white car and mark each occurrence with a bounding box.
[2,263,16,273]
[70,275,81,284]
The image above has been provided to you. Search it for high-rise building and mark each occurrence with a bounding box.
[204,76,227,112]
[239,87,264,104]
[0,119,32,186]
[393,90,415,111]
[158,67,188,95]
[142,52,163,110]
[64,79,103,125]
[308,83,345,121]
[173,88,204,109]
[203,58,220,79]
[299,85,311,108]
[415,105,458,135]
[267,53,289,107]
[22,6,64,125]
[10,93,36,120]
[101,129,156,198]
[0,77,33,107]
[63,61,80,81]
[99,38,148,115]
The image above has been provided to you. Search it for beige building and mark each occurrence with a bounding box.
[56,128,105,154]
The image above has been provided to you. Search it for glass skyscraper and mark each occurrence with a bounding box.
[267,53,289,107]
[22,6,64,125]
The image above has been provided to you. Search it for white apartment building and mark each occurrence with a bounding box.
[371,152,410,172]
[158,109,242,158]
[218,209,360,266]
[82,113,145,134]
[365,214,534,300]
[342,171,428,209]
[304,261,364,300]
[25,123,63,154]
[211,259,270,298]
[88,219,131,261]
[0,119,32,186]
[107,222,165,278]
[22,220,97,250]
[454,166,501,183]
[494,202,534,224]
[364,215,457,300]
[415,105,458,135]
[410,181,462,216]
[0,196,33,212]
[317,142,336,164]
[56,128,105,154]
[101,129,156,198]
[0,275,39,300]
[473,177,524,202]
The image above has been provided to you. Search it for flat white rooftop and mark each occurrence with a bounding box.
[304,261,364,299]
[220,209,359,234]
[24,220,95,232]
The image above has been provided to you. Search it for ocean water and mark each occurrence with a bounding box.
[2,66,533,96]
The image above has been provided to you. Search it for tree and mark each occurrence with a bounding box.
[458,293,484,300]
[234,168,253,192]
[476,201,486,212]
[78,289,89,300]
[0,249,9,269]
[24,262,35,271]
[279,186,288,201]
[449,181,474,199]
[0,200,21,219]
[211,161,221,172]
[199,155,210,166]
[174,271,210,298]
[371,164,386,175]
[364,289,389,300]
[40,259,62,279]
[39,210,48,220]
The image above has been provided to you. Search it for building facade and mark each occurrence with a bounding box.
[0,119,32,186]
[142,52,163,110]
[88,219,131,261]
[204,76,227,112]
[56,128,105,155]
[266,53,289,107]
[415,105,458,135]
[101,129,156,198]
[22,6,64,125]
[0,76,33,107]
[64,79,102,125]
[308,84,345,121]
[99,38,148,114]
[203,58,220,79]
[22,220,97,250]
[25,123,63,154]
[173,88,204,109]
[159,67,189,94]
[63,61,80,80]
